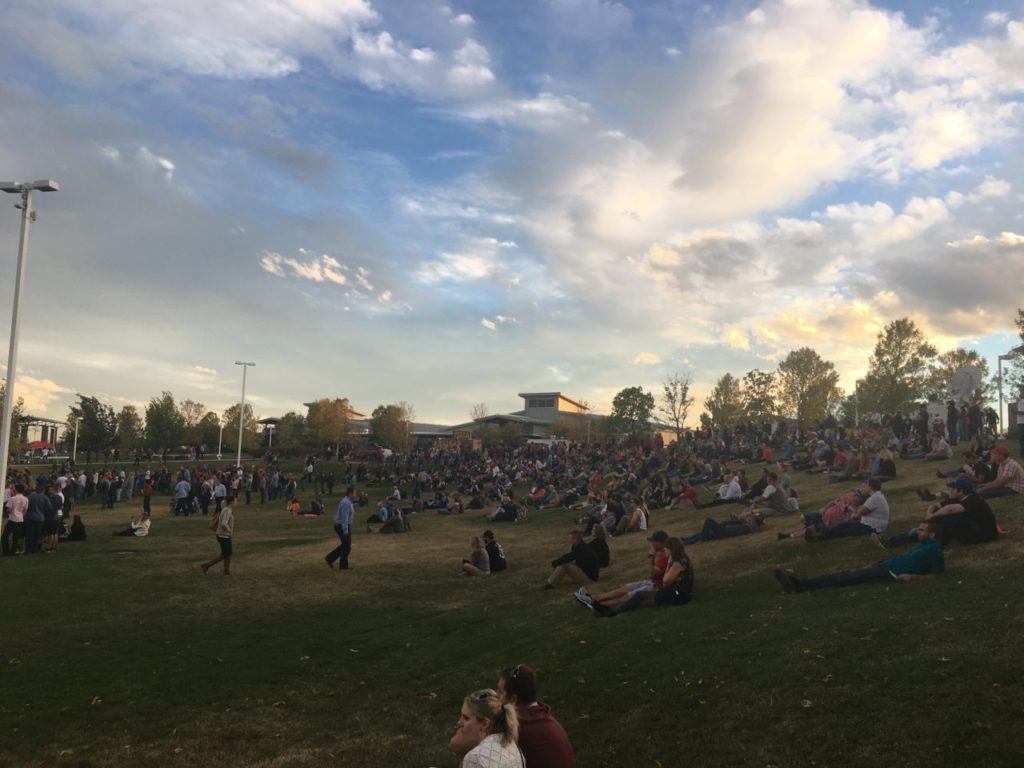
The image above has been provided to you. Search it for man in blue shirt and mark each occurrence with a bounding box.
[775,520,943,593]
[24,485,49,555]
[325,486,355,570]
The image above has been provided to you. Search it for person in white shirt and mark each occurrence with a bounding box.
[703,472,743,508]
[113,512,151,537]
[448,689,524,768]
[806,478,889,541]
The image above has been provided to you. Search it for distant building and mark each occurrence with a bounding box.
[447,391,597,439]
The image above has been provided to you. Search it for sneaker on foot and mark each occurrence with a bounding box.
[573,591,594,608]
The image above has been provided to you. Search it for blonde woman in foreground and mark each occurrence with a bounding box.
[447,688,524,767]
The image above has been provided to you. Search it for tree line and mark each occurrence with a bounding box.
[608,316,999,436]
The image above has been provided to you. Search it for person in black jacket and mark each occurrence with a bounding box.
[543,530,599,589]
[482,530,507,572]
[589,525,610,568]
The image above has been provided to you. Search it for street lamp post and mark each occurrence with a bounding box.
[268,424,275,449]
[997,347,1024,437]
[217,420,224,460]
[234,361,255,468]
[0,180,58,489]
[72,416,80,462]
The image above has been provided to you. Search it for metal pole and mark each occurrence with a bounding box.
[234,362,254,468]
[998,356,1004,438]
[217,423,223,459]
[268,425,274,448]
[0,190,33,489]
[72,417,80,461]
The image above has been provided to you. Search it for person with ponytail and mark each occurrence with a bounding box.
[447,688,524,767]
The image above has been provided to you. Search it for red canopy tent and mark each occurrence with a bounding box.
[29,440,54,449]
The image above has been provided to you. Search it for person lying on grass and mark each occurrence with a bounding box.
[774,520,943,593]
[802,477,889,542]
[776,487,865,540]
[681,508,764,546]
[576,536,693,617]
[112,511,151,537]
[879,478,999,548]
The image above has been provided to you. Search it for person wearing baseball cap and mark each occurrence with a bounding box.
[975,445,1024,499]
[572,530,669,612]
[878,477,1000,549]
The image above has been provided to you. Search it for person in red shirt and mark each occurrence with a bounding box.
[497,665,575,768]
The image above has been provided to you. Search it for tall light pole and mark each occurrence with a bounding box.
[997,347,1024,437]
[268,424,275,449]
[217,419,224,460]
[72,416,80,462]
[234,361,255,468]
[0,180,58,488]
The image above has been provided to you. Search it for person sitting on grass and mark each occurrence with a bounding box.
[804,478,889,542]
[974,445,1024,499]
[615,495,649,535]
[67,514,86,541]
[378,507,408,534]
[682,509,764,545]
[573,530,668,611]
[774,520,944,593]
[543,530,599,590]
[880,478,999,548]
[578,536,694,617]
[113,511,151,537]
[703,471,743,508]
[447,689,522,768]
[777,487,864,540]
[483,530,507,573]
[488,494,520,523]
[589,524,610,568]
[287,498,301,517]
[665,478,700,510]
[462,536,491,576]
[747,472,794,516]
[924,433,954,462]
[497,664,575,768]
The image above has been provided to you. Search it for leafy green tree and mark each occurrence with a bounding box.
[703,373,744,427]
[144,391,185,449]
[197,412,223,450]
[741,369,777,422]
[369,402,415,454]
[115,405,144,450]
[859,318,937,413]
[609,386,655,437]
[0,382,27,458]
[180,399,207,443]
[777,348,840,427]
[222,403,260,453]
[307,398,351,445]
[67,394,117,453]
[658,373,694,441]
[271,412,307,450]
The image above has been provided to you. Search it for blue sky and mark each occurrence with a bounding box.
[0,0,1022,425]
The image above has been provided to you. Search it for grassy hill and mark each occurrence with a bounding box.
[3,451,1023,767]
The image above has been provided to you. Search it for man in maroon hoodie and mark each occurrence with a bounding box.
[497,664,575,767]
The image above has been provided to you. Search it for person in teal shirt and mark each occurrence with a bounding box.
[774,521,943,593]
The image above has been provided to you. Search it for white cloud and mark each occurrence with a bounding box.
[448,40,495,87]
[137,146,175,180]
[260,250,352,286]
[190,365,217,376]
[632,352,661,365]
[480,318,497,330]
[13,375,72,415]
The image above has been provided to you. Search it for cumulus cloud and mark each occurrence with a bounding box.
[260,251,349,285]
[632,352,661,365]
[14,375,73,415]
[480,318,497,330]
[191,365,217,376]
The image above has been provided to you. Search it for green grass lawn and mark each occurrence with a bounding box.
[3,454,1024,768]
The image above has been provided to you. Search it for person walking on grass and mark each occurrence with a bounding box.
[201,495,236,576]
[325,486,355,570]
